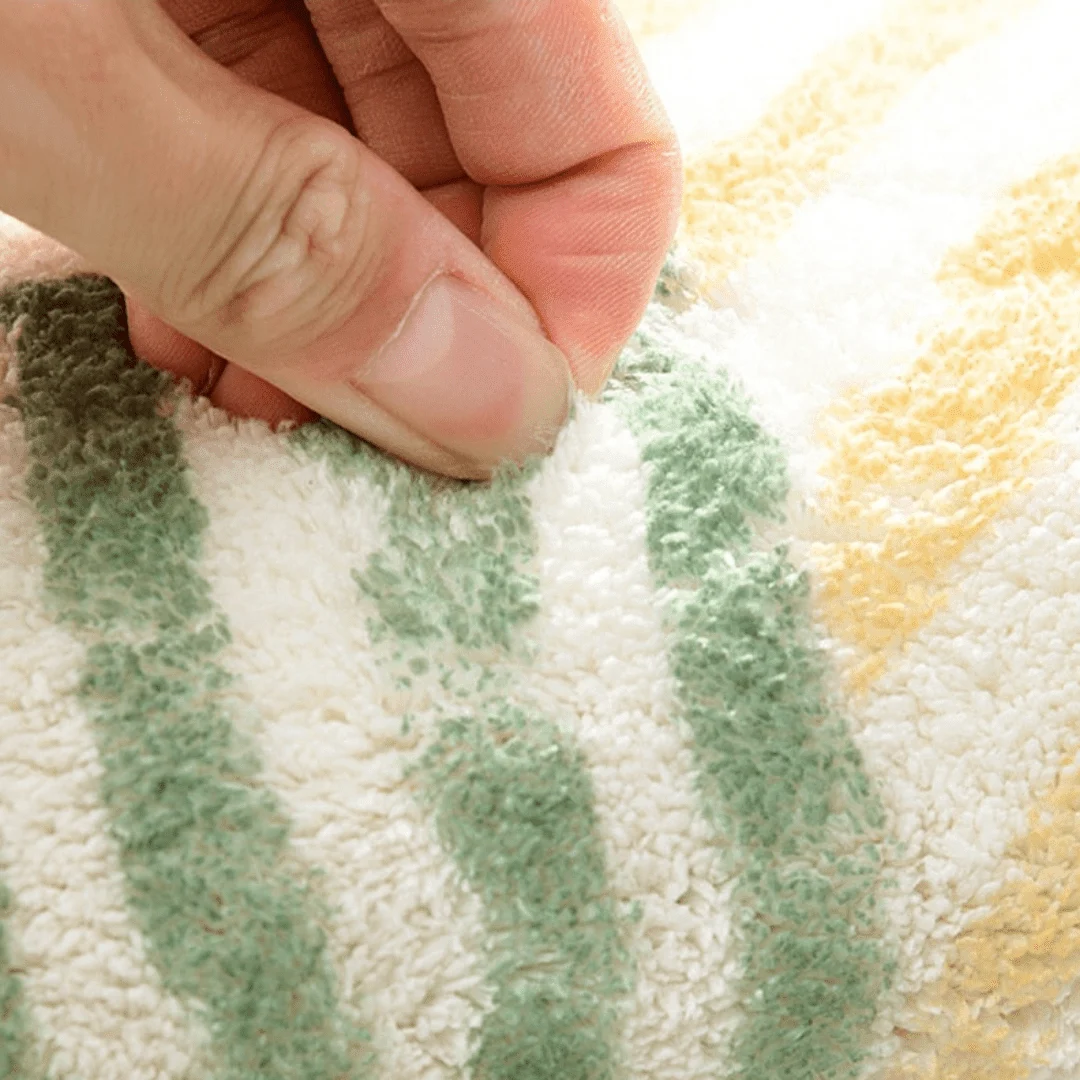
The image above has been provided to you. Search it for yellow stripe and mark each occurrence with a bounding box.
[882,757,1080,1080]
[614,0,715,39]
[677,0,1034,295]
[811,154,1080,691]
[848,161,1080,1073]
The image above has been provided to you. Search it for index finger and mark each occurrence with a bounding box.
[311,0,683,392]
[377,0,672,184]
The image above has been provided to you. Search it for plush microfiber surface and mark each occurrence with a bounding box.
[1,277,372,1080]
[4,1,1080,1078]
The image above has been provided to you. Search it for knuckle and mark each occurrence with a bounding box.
[168,2,286,65]
[177,116,378,351]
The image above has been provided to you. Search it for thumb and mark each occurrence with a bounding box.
[0,0,572,479]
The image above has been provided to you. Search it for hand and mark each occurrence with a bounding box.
[0,0,682,478]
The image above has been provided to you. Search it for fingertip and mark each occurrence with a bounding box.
[574,342,626,399]
[126,294,318,429]
[126,294,217,391]
[209,363,319,430]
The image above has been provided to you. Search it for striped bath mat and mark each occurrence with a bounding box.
[2,0,1079,1076]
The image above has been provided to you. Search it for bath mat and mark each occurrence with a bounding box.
[3,0,1080,1077]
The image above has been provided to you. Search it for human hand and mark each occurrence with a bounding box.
[0,0,682,478]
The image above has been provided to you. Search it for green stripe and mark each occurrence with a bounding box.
[0,884,37,1078]
[605,293,894,1080]
[421,706,629,1080]
[1,276,372,1080]
[291,424,632,1080]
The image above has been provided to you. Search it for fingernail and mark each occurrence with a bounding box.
[351,274,572,467]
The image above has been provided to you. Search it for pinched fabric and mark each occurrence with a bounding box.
[2,2,1080,1078]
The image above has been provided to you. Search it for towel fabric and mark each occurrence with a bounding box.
[3,1,1080,1077]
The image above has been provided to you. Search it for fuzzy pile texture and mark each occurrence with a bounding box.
[2,1,1079,1077]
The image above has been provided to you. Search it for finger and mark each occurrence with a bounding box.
[310,0,683,392]
[127,296,318,428]
[126,294,218,392]
[301,0,464,191]
[167,0,474,219]
[421,178,484,247]
[485,138,682,393]
[209,363,320,427]
[126,176,484,410]
[0,0,571,479]
[159,0,353,129]
[133,0,351,422]
[377,0,674,184]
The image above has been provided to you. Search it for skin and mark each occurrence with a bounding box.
[0,0,682,477]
